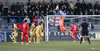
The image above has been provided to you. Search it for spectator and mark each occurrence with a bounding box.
[7,10,11,23]
[11,11,16,23]
[23,16,30,23]
[38,16,44,24]
[81,0,87,15]
[74,0,81,15]
[10,11,16,28]
[11,3,16,11]
[69,1,74,13]
[69,11,73,15]
[95,9,99,15]
[28,10,32,16]
[45,8,49,15]
[56,11,60,15]
[48,9,54,15]
[0,2,3,16]
[32,12,36,18]
[59,9,65,15]
[87,2,92,15]
[66,11,70,15]
[27,0,31,6]
[33,16,38,26]
[94,1,100,14]
[41,11,45,16]
[64,0,69,10]
[20,2,24,10]
[27,5,31,13]
[69,1,74,10]
[88,9,93,15]
[36,10,40,18]
[33,16,37,22]
[3,3,8,16]
[59,1,64,9]
[94,1,99,10]
[94,1,100,15]
[23,8,28,16]
[16,10,22,23]
[16,10,21,16]
[63,10,67,15]
[15,2,21,11]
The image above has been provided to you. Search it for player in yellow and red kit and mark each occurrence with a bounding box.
[40,22,44,42]
[13,22,18,43]
[35,23,41,43]
[29,22,35,43]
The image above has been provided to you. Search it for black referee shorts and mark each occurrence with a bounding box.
[81,30,89,36]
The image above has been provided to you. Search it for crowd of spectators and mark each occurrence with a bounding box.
[0,0,100,23]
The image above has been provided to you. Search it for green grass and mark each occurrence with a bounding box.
[0,41,100,51]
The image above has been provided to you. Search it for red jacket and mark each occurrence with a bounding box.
[33,18,38,22]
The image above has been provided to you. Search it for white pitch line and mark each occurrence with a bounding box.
[90,47,100,50]
[90,48,95,50]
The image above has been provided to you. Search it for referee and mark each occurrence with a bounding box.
[80,19,91,44]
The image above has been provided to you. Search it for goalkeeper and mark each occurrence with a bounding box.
[59,15,67,33]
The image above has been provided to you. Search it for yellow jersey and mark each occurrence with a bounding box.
[40,24,44,36]
[39,24,43,32]
[30,23,35,32]
[14,24,18,32]
[14,24,18,37]
[35,25,41,37]
[36,25,41,33]
[41,24,43,30]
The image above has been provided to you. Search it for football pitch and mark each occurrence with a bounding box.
[0,41,100,51]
